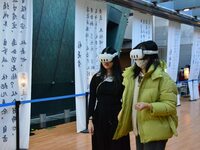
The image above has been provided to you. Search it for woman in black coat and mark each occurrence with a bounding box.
[88,47,130,150]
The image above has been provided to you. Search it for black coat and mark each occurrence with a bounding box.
[88,73,130,150]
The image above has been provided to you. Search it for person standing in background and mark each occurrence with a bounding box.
[113,41,178,150]
[88,47,130,150]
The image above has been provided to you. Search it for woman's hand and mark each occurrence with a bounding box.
[135,102,152,111]
[88,120,94,134]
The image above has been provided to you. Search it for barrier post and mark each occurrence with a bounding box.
[80,92,89,133]
[15,101,21,150]
[85,92,89,130]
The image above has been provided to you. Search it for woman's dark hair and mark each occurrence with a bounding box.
[133,40,160,78]
[98,47,123,87]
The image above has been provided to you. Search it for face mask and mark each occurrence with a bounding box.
[135,59,148,69]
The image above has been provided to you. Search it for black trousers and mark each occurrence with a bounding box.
[136,135,168,150]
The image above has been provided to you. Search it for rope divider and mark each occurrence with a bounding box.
[176,79,199,84]
[0,92,87,108]
[0,102,15,107]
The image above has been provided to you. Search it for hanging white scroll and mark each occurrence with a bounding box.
[166,21,181,105]
[132,11,153,48]
[75,0,106,132]
[166,21,181,82]
[188,27,200,101]
[0,0,32,149]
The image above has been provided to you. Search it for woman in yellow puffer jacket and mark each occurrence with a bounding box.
[113,40,178,150]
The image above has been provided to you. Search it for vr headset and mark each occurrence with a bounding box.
[130,49,158,60]
[99,52,118,63]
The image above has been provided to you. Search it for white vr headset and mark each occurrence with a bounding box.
[99,52,118,63]
[130,49,158,60]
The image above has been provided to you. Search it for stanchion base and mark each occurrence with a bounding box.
[189,99,197,101]
[80,129,89,133]
[30,132,35,136]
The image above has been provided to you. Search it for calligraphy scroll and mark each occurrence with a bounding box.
[0,0,32,149]
[166,21,181,82]
[188,27,200,100]
[166,21,181,105]
[132,11,153,48]
[75,0,106,132]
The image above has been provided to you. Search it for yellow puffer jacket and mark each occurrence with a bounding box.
[113,63,178,143]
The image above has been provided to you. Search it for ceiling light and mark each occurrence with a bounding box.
[183,8,190,12]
